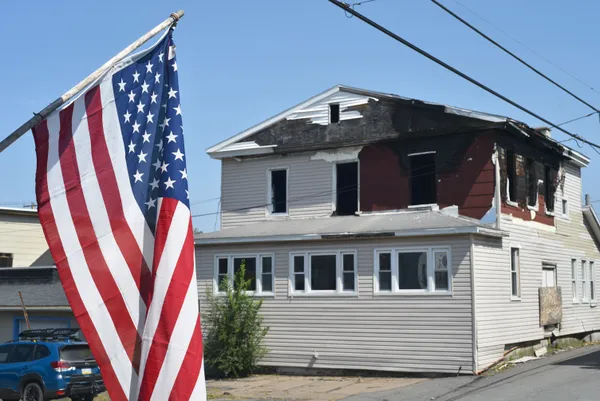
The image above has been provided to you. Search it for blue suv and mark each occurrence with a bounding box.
[0,328,105,401]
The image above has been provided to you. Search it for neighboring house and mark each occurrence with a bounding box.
[0,207,76,342]
[195,85,600,374]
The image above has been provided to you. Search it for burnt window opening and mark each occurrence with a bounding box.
[410,153,436,206]
[270,169,287,214]
[526,158,537,207]
[545,166,556,212]
[329,104,340,124]
[0,253,12,268]
[335,162,358,216]
[506,151,517,202]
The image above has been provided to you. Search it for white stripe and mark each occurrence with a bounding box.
[189,361,207,401]
[135,201,190,397]
[150,270,199,401]
[45,110,136,397]
[71,97,146,329]
[99,79,154,269]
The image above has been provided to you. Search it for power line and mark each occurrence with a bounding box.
[447,0,600,99]
[558,112,598,127]
[327,0,600,150]
[431,0,599,114]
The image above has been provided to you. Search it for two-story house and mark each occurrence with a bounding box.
[0,207,74,342]
[195,85,600,374]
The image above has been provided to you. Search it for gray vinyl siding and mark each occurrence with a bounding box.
[220,153,334,229]
[196,235,474,374]
[473,162,600,371]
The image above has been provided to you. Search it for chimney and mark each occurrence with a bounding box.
[535,127,552,138]
[585,194,591,206]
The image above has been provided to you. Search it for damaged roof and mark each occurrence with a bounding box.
[194,208,505,245]
[206,84,589,167]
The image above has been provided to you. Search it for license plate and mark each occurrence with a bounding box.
[82,368,92,375]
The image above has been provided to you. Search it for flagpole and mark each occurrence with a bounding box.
[0,10,184,154]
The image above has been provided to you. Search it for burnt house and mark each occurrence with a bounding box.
[195,85,600,374]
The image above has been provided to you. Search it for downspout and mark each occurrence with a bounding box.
[469,234,478,374]
[493,145,502,229]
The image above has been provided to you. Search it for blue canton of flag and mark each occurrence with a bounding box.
[112,32,187,231]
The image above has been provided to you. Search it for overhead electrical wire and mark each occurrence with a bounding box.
[327,0,600,151]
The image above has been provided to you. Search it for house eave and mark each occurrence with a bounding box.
[208,145,276,159]
[583,206,600,245]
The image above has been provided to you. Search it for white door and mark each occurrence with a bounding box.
[542,264,556,287]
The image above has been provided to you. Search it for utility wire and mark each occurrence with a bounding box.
[431,0,599,114]
[558,112,598,127]
[327,0,600,150]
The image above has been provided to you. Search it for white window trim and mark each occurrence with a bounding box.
[572,258,579,304]
[266,167,289,216]
[373,247,452,295]
[332,160,360,215]
[506,179,519,207]
[582,260,588,303]
[288,250,358,296]
[510,247,521,301]
[213,253,275,296]
[590,261,596,304]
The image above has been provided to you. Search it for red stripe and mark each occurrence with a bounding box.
[84,86,153,306]
[33,120,127,401]
[57,103,142,373]
[169,317,204,401]
[138,206,194,400]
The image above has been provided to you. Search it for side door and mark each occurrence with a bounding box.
[0,344,17,398]
[3,344,35,394]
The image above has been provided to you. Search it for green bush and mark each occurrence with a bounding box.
[204,260,269,378]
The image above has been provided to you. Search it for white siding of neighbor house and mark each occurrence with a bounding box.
[221,153,336,229]
[196,235,474,374]
[0,213,48,267]
[473,161,600,371]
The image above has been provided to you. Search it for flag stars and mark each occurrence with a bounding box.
[128,91,136,103]
[132,70,140,83]
[141,81,150,94]
[146,60,153,73]
[172,62,178,72]
[155,72,161,84]
[185,190,189,199]
[152,159,162,170]
[173,104,182,116]
[168,88,178,99]
[123,110,132,123]
[142,131,151,143]
[132,121,141,133]
[159,117,171,131]
[146,111,154,124]
[128,140,136,153]
[164,177,176,190]
[160,161,169,173]
[172,149,184,161]
[150,92,158,104]
[145,198,157,209]
[137,150,148,163]
[136,100,145,114]
[133,170,144,183]
[158,52,164,63]
[166,132,178,143]
[150,178,160,190]
[118,79,126,92]
[156,140,164,152]
[180,169,188,180]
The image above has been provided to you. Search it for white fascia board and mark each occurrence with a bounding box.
[205,85,343,154]
[583,206,600,245]
[208,145,276,159]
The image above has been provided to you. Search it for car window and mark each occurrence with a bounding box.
[60,345,94,361]
[33,345,51,360]
[0,344,14,363]
[9,344,34,363]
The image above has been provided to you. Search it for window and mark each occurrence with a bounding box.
[526,158,537,207]
[545,166,556,212]
[582,260,588,301]
[590,261,596,302]
[33,345,50,360]
[506,151,517,202]
[374,247,451,294]
[269,169,287,214]
[290,251,357,294]
[214,255,274,295]
[9,344,34,363]
[572,259,578,302]
[542,263,556,288]
[329,103,340,124]
[409,153,436,205]
[510,248,520,298]
[0,345,13,363]
[562,199,568,215]
[335,162,358,216]
[0,252,13,268]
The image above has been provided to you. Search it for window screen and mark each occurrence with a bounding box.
[233,257,257,291]
[398,252,428,290]
[310,255,337,291]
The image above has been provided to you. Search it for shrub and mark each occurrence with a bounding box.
[204,260,269,378]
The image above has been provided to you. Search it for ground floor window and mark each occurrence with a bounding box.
[290,251,357,295]
[374,247,451,293]
[214,254,274,295]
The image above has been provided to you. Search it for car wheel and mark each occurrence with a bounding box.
[21,382,44,401]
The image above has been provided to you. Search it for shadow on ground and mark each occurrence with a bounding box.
[554,348,600,370]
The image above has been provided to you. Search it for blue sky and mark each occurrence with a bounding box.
[2,0,600,232]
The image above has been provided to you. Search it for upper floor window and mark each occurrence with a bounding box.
[335,162,358,216]
[0,253,12,268]
[506,151,517,202]
[214,254,274,295]
[374,247,451,294]
[544,166,556,212]
[510,248,520,299]
[290,251,357,295]
[329,104,340,124]
[581,260,588,302]
[409,152,436,206]
[526,158,537,207]
[268,169,287,214]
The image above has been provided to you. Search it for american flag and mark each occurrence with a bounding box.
[32,31,206,401]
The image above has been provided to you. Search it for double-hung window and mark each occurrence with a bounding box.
[582,260,588,302]
[510,248,520,299]
[374,247,451,294]
[214,254,274,295]
[572,259,578,302]
[290,251,357,295]
[590,261,596,302]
